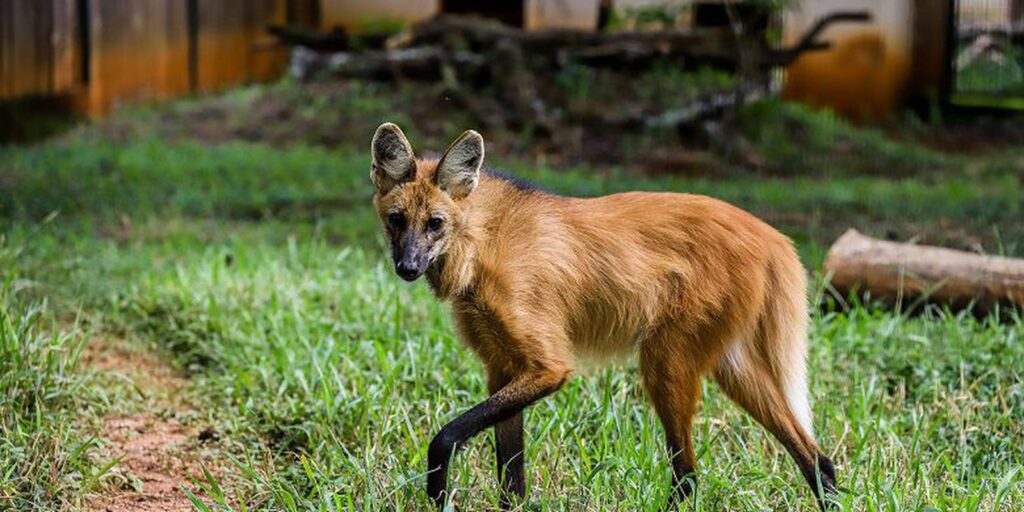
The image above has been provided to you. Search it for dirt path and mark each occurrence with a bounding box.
[81,337,222,512]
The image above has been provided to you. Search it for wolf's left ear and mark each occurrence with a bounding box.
[435,130,484,199]
[371,122,416,192]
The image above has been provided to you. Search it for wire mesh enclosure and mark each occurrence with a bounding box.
[952,0,1024,108]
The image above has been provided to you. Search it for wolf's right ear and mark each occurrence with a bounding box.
[371,123,416,193]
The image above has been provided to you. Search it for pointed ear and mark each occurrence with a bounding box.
[435,130,484,199]
[371,123,416,192]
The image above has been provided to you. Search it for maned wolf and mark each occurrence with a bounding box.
[370,123,836,510]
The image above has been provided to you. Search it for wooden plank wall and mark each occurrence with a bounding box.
[197,0,286,91]
[51,0,80,93]
[85,0,190,114]
[0,0,52,97]
[0,0,79,98]
[245,0,290,83]
[1,0,293,114]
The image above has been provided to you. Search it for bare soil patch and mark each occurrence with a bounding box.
[82,337,222,512]
[81,337,189,399]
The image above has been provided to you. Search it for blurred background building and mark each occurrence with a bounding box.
[1,0,1022,117]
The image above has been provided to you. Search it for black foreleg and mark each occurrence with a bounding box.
[494,412,525,507]
[427,370,566,508]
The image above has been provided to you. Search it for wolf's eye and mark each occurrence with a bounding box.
[426,217,444,232]
[387,212,406,229]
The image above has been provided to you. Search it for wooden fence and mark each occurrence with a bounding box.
[0,0,316,114]
[0,1,78,100]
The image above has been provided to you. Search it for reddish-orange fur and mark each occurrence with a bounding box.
[371,124,835,509]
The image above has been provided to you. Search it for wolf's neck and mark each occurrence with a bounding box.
[426,237,477,300]
[425,173,525,300]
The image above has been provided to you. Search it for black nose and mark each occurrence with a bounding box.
[395,261,421,281]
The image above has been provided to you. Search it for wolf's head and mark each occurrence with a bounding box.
[370,123,484,282]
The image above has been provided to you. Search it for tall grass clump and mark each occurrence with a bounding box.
[0,252,98,510]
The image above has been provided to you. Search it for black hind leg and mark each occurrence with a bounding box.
[805,453,838,509]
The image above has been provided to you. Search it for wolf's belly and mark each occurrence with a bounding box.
[567,311,647,365]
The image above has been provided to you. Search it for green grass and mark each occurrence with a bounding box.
[98,232,1024,511]
[736,100,955,177]
[954,44,1024,98]
[1,90,1022,510]
[0,263,101,511]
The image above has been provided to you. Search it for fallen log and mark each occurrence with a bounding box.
[393,14,740,70]
[823,229,1024,313]
[269,25,349,52]
[395,13,872,70]
[288,12,873,83]
[289,45,486,81]
[567,83,767,128]
[396,14,735,54]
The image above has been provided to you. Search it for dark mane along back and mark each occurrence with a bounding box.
[483,168,543,193]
